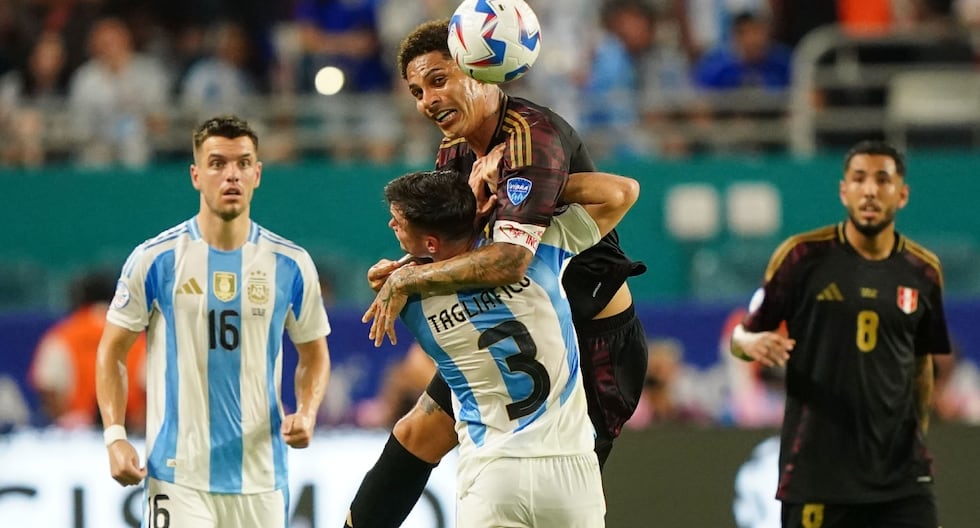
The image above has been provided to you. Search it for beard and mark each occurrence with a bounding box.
[847,210,894,237]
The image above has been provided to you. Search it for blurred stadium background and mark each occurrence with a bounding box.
[2,0,980,526]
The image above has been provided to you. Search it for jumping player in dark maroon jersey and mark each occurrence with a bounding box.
[731,140,951,528]
[345,19,647,528]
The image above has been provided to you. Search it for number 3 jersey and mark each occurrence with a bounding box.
[107,217,331,494]
[742,223,951,503]
[401,205,599,464]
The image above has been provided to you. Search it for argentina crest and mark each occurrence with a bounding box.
[213,272,238,302]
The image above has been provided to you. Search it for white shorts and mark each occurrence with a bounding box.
[457,453,606,527]
[144,478,287,528]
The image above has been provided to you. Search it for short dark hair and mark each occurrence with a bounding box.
[843,140,906,176]
[192,114,258,153]
[384,169,476,241]
[397,19,451,80]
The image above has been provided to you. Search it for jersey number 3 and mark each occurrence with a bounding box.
[477,320,551,421]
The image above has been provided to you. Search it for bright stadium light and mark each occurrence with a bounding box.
[314,66,345,95]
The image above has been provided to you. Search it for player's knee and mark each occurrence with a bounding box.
[392,397,456,463]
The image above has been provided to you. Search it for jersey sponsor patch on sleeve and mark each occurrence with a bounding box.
[492,220,545,253]
[506,177,532,206]
[111,280,131,310]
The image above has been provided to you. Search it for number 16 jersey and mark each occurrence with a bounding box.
[107,217,330,494]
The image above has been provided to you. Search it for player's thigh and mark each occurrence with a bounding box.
[781,502,860,528]
[145,478,286,528]
[530,453,606,528]
[868,493,939,528]
[457,455,605,528]
[215,487,287,528]
[145,478,216,528]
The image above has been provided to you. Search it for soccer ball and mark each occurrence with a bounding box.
[447,0,542,84]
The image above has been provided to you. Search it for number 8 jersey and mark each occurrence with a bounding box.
[107,217,330,494]
[742,222,951,504]
[401,204,599,463]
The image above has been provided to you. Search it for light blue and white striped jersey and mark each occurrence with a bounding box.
[401,204,599,462]
[107,217,330,494]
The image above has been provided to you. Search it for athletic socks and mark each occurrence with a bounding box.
[343,434,438,528]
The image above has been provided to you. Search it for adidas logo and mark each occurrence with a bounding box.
[177,277,204,294]
[816,282,844,301]
[820,279,844,301]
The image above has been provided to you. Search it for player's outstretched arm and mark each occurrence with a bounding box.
[364,242,532,346]
[730,323,795,368]
[96,322,147,486]
[562,172,640,237]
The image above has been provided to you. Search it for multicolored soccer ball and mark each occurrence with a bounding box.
[447,0,542,84]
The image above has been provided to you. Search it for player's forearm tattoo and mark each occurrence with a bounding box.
[394,243,531,296]
[914,355,934,433]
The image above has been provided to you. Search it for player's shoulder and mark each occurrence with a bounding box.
[252,223,321,278]
[763,224,840,279]
[896,234,944,284]
[504,96,559,131]
[253,223,310,256]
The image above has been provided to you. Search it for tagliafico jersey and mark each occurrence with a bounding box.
[107,217,330,494]
[742,223,951,504]
[435,94,645,322]
[401,205,599,465]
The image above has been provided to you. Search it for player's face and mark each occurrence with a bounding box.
[388,204,427,256]
[405,51,492,140]
[840,153,908,237]
[191,136,262,221]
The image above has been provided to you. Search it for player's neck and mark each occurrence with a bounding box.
[465,88,504,156]
[844,220,895,261]
[433,235,482,262]
[196,211,251,251]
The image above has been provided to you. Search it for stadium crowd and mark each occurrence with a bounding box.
[1,0,979,167]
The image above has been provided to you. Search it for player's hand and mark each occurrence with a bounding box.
[470,144,504,220]
[106,440,147,487]
[367,255,412,292]
[362,268,410,347]
[741,331,795,367]
[281,412,315,448]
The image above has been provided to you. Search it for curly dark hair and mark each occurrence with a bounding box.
[396,19,452,80]
[192,114,258,153]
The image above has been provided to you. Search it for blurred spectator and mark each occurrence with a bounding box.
[933,344,980,424]
[514,0,600,131]
[670,0,774,61]
[579,0,649,160]
[626,338,714,427]
[180,20,258,115]
[0,30,70,166]
[290,0,399,162]
[67,16,172,167]
[29,270,147,432]
[719,307,785,428]
[693,11,791,91]
[354,342,436,429]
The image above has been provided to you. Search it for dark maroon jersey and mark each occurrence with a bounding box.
[743,223,951,504]
[435,95,645,322]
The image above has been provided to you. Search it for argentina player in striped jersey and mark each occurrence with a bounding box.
[374,168,638,527]
[95,115,332,528]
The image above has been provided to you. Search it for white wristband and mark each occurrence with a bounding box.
[103,424,128,447]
